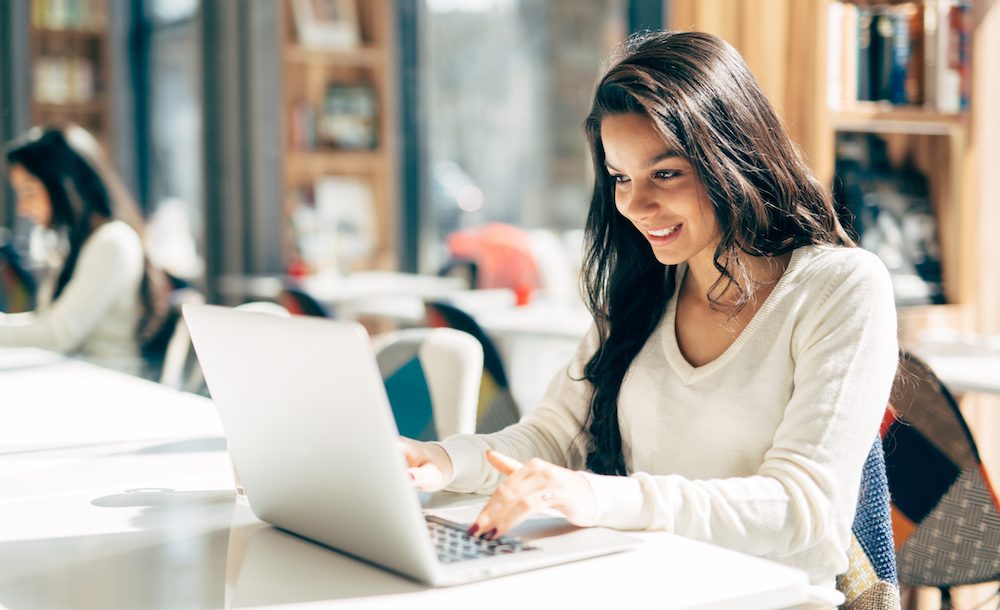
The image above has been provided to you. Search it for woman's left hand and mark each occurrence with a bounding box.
[467,450,598,540]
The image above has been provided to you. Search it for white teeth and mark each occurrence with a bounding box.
[648,225,680,237]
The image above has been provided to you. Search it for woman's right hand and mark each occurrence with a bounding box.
[399,437,454,492]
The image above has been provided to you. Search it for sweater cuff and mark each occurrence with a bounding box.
[579,472,650,530]
[436,435,488,492]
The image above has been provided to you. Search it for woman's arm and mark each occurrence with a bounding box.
[0,224,143,352]
[583,254,898,560]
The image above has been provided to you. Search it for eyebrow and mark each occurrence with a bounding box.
[604,150,684,172]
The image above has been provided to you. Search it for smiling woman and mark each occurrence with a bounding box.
[400,30,899,609]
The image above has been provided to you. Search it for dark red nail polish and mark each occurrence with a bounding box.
[483,528,497,540]
[466,523,479,537]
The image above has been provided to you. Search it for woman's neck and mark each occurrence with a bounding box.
[683,248,791,308]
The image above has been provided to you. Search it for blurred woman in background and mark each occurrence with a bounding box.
[1,125,170,376]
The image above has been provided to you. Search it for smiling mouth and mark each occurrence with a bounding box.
[647,224,681,237]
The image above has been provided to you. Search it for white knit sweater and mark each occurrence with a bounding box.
[440,244,898,605]
[0,221,145,374]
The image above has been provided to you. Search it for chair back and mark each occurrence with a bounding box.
[838,438,900,610]
[157,288,206,388]
[280,284,332,317]
[162,300,289,392]
[375,327,482,440]
[424,300,520,433]
[882,350,1000,588]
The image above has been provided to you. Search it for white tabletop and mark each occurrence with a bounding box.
[301,271,466,305]
[0,355,810,610]
[0,346,65,372]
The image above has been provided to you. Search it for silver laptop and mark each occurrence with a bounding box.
[183,303,637,587]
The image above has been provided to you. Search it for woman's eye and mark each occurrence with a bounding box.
[612,174,630,184]
[654,170,680,181]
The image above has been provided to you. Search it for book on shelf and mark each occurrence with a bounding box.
[319,83,378,150]
[291,0,361,49]
[33,56,96,104]
[288,176,375,274]
[828,0,971,113]
[32,0,103,30]
[289,101,317,151]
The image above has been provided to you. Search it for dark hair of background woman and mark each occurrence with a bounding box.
[580,31,856,476]
[4,126,170,349]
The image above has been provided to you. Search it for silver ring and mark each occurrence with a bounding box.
[541,491,554,502]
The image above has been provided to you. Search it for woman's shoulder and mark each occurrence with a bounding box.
[84,220,142,253]
[79,221,144,271]
[792,244,889,283]
[789,244,893,303]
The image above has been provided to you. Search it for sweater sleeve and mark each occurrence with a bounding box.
[0,224,144,353]
[438,323,600,493]
[581,253,898,560]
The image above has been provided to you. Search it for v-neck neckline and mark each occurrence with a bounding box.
[662,247,806,384]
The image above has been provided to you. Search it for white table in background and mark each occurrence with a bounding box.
[216,272,466,323]
[0,361,810,610]
[470,299,592,412]
[907,340,1000,396]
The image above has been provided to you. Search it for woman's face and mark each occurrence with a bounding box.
[601,112,720,268]
[9,164,52,226]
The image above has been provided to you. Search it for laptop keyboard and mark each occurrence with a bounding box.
[425,515,538,564]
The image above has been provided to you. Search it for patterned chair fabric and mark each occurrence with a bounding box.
[838,438,900,610]
[376,327,483,441]
[882,351,1000,588]
[424,301,520,434]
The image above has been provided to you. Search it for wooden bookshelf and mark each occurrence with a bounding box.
[283,44,384,67]
[28,0,112,150]
[823,0,977,337]
[279,0,398,274]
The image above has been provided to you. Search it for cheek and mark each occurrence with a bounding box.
[691,193,718,234]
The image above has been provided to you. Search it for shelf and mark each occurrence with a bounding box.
[34,101,105,114]
[32,27,105,37]
[832,104,967,136]
[283,44,382,68]
[285,150,384,180]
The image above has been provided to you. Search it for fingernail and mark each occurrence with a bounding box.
[407,471,415,481]
[466,523,479,537]
[482,528,497,540]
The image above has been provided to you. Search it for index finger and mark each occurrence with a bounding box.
[485,449,522,476]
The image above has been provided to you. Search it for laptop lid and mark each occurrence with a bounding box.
[183,304,439,583]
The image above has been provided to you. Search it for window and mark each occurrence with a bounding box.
[417,0,628,273]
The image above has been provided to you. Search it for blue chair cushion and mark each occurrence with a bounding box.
[383,357,437,441]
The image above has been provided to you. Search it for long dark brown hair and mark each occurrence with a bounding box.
[5,126,170,349]
[581,31,856,476]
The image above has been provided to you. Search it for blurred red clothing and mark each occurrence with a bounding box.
[446,223,541,294]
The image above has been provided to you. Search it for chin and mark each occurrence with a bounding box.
[650,248,688,267]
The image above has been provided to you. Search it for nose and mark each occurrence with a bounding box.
[619,179,660,223]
